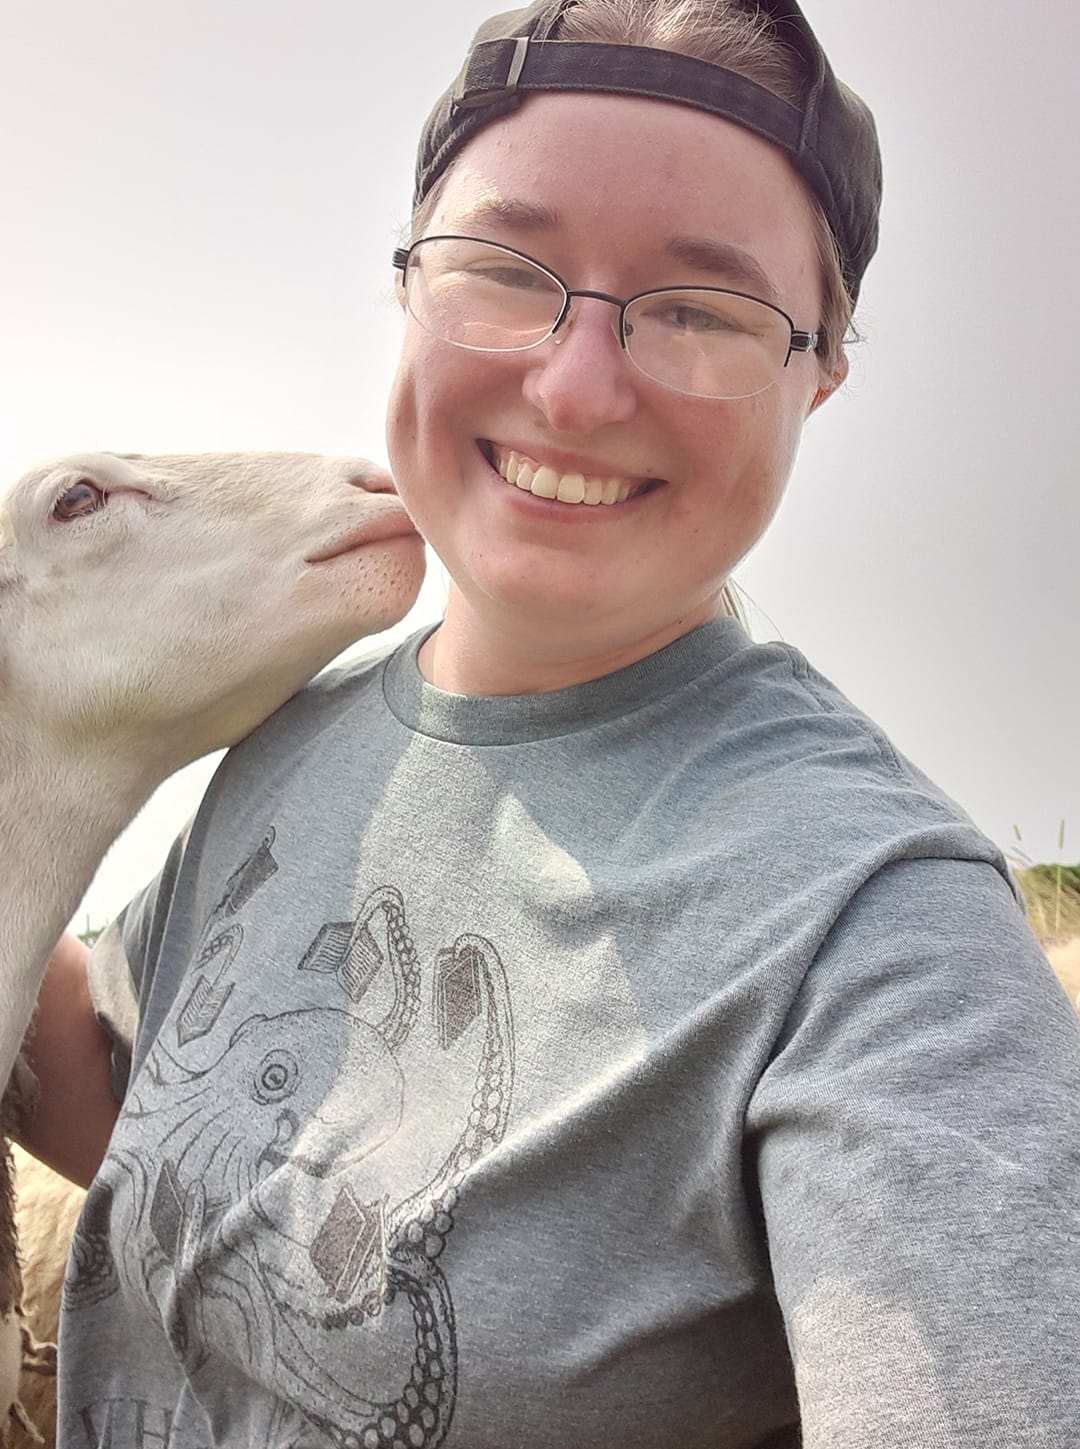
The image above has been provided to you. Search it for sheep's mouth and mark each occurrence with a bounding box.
[481,441,663,506]
[305,510,420,563]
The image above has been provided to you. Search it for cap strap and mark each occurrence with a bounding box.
[452,37,803,156]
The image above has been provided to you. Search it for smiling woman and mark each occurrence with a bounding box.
[389,88,836,693]
[21,3,1080,1447]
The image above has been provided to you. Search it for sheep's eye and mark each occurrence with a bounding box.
[53,480,107,522]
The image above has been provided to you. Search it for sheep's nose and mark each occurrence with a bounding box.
[346,463,397,495]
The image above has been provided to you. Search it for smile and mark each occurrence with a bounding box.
[489,445,658,507]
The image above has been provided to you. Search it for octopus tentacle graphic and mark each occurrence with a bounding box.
[364,886,423,1052]
[285,1247,458,1449]
[177,828,281,1045]
[389,935,514,1263]
[299,886,422,1052]
[66,870,515,1449]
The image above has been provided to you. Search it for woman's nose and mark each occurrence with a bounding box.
[521,298,639,433]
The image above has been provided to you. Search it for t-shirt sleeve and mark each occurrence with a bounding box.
[747,855,1080,1447]
[86,824,192,1102]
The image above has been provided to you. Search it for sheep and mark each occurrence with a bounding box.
[0,451,425,1441]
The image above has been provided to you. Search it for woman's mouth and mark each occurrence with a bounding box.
[484,442,662,507]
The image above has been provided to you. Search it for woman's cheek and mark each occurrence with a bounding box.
[386,357,422,487]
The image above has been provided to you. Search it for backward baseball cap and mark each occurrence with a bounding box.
[414,0,882,302]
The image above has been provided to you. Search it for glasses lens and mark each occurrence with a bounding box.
[405,238,564,352]
[624,289,792,400]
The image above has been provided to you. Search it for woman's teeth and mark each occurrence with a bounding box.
[494,449,640,506]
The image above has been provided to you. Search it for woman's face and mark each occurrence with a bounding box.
[387,91,841,678]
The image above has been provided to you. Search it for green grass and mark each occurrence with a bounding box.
[1013,866,1080,944]
[1010,822,1080,943]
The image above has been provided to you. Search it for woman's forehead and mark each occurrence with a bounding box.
[430,93,822,295]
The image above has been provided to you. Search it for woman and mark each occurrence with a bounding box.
[25,2,1080,1445]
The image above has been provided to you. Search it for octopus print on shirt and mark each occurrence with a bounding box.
[65,826,517,1447]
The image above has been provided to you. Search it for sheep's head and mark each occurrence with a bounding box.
[0,452,425,765]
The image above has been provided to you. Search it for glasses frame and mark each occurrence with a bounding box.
[392,234,820,395]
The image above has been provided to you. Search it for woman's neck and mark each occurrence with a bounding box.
[418,589,723,697]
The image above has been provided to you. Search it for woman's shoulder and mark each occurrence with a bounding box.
[300,631,415,705]
[674,629,1013,896]
[232,629,423,755]
[716,633,961,806]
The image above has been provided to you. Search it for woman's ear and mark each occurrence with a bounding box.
[806,353,849,416]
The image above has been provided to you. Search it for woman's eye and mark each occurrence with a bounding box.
[660,304,733,333]
[473,265,550,292]
[53,480,107,522]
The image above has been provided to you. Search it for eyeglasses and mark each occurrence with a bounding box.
[392,235,820,402]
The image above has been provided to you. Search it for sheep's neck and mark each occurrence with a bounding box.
[0,721,166,1088]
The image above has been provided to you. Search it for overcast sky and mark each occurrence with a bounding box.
[2,0,1077,929]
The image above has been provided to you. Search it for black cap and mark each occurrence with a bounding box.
[414,0,882,302]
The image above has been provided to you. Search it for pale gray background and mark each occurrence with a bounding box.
[1,0,1075,927]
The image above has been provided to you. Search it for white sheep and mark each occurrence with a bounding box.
[0,451,424,1442]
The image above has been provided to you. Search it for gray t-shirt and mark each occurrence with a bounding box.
[65,619,1080,1447]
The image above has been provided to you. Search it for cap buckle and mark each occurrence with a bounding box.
[453,35,531,111]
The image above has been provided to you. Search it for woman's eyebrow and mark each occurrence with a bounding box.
[664,236,781,304]
[451,195,561,232]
